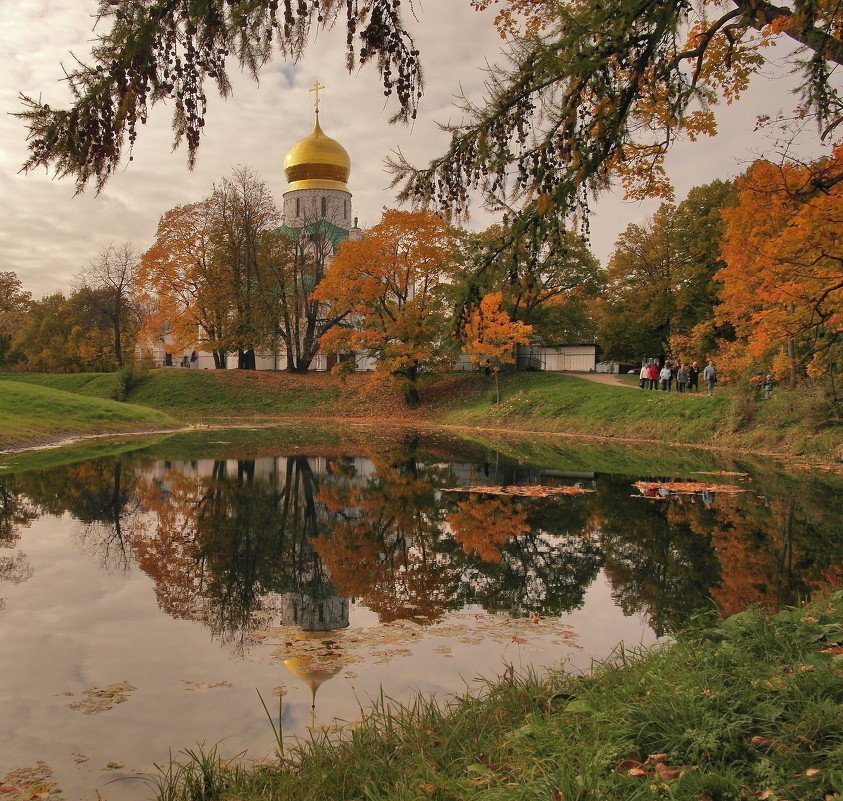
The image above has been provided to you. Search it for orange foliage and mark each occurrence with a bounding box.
[462,291,533,370]
[313,209,456,390]
[136,201,228,354]
[446,495,529,563]
[718,149,843,379]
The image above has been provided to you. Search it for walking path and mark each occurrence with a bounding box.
[569,371,634,388]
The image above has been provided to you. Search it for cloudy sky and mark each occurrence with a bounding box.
[0,0,834,300]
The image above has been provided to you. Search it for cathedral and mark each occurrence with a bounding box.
[150,82,363,371]
[148,83,599,374]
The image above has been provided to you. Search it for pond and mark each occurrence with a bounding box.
[0,425,841,801]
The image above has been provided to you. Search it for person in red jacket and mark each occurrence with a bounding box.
[647,361,659,390]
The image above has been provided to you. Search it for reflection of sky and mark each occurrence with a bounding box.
[0,510,654,801]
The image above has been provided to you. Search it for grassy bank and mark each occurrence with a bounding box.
[154,592,843,801]
[0,379,176,451]
[1,369,840,461]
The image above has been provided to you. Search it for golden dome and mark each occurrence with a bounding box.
[284,115,351,192]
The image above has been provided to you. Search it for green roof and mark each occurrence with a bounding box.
[273,219,350,248]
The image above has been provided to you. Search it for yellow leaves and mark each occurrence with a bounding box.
[445,496,529,562]
[444,485,595,497]
[462,292,532,369]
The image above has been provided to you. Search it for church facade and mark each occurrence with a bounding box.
[147,86,598,374]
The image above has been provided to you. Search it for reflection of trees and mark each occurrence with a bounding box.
[0,477,36,610]
[131,455,347,649]
[598,481,722,636]
[454,495,603,616]
[4,437,841,642]
[14,459,142,572]
[314,438,462,623]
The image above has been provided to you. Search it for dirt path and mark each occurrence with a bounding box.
[569,372,635,388]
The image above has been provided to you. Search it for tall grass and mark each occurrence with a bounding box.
[154,593,843,801]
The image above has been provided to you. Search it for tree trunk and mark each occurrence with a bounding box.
[213,349,227,369]
[238,349,256,369]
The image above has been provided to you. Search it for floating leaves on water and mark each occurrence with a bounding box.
[272,685,287,696]
[181,680,233,691]
[634,480,749,496]
[0,762,60,800]
[65,681,137,714]
[253,613,580,676]
[442,485,595,497]
[100,762,124,771]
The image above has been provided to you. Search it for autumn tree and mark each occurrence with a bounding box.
[20,0,843,220]
[313,209,456,405]
[137,200,231,369]
[76,242,143,367]
[599,179,737,362]
[391,0,843,229]
[457,218,603,345]
[207,165,281,369]
[462,291,532,403]
[267,210,351,373]
[718,150,843,393]
[0,272,31,368]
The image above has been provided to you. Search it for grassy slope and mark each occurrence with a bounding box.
[156,592,843,801]
[0,379,176,451]
[1,369,840,460]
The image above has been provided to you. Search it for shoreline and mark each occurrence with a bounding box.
[2,415,841,471]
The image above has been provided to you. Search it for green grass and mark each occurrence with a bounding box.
[1,369,840,461]
[153,592,843,801]
[0,380,176,451]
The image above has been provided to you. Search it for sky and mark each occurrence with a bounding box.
[0,0,835,300]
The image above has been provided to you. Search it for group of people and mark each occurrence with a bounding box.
[639,359,718,395]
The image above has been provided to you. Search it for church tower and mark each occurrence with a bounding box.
[281,80,357,235]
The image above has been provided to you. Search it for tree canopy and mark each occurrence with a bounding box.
[19,0,843,221]
[18,0,422,192]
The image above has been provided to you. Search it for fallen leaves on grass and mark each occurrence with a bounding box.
[442,485,595,497]
[615,752,697,782]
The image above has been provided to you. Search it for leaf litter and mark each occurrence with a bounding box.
[634,480,749,496]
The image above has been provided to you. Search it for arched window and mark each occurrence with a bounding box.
[321,197,327,217]
[295,197,300,217]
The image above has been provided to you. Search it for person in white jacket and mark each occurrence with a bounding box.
[703,360,717,395]
[659,364,672,391]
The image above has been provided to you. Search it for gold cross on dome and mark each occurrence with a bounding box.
[310,80,325,114]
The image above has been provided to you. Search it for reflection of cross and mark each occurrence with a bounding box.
[310,80,325,114]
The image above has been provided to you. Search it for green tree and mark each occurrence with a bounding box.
[18,0,422,192]
[598,179,737,361]
[0,272,32,368]
[457,217,603,345]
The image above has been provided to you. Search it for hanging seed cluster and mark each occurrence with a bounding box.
[18,0,422,193]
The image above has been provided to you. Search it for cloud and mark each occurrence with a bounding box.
[0,0,835,299]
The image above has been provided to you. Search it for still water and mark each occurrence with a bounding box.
[0,426,840,801]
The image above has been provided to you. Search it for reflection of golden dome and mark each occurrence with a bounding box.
[282,631,345,709]
[284,115,351,192]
